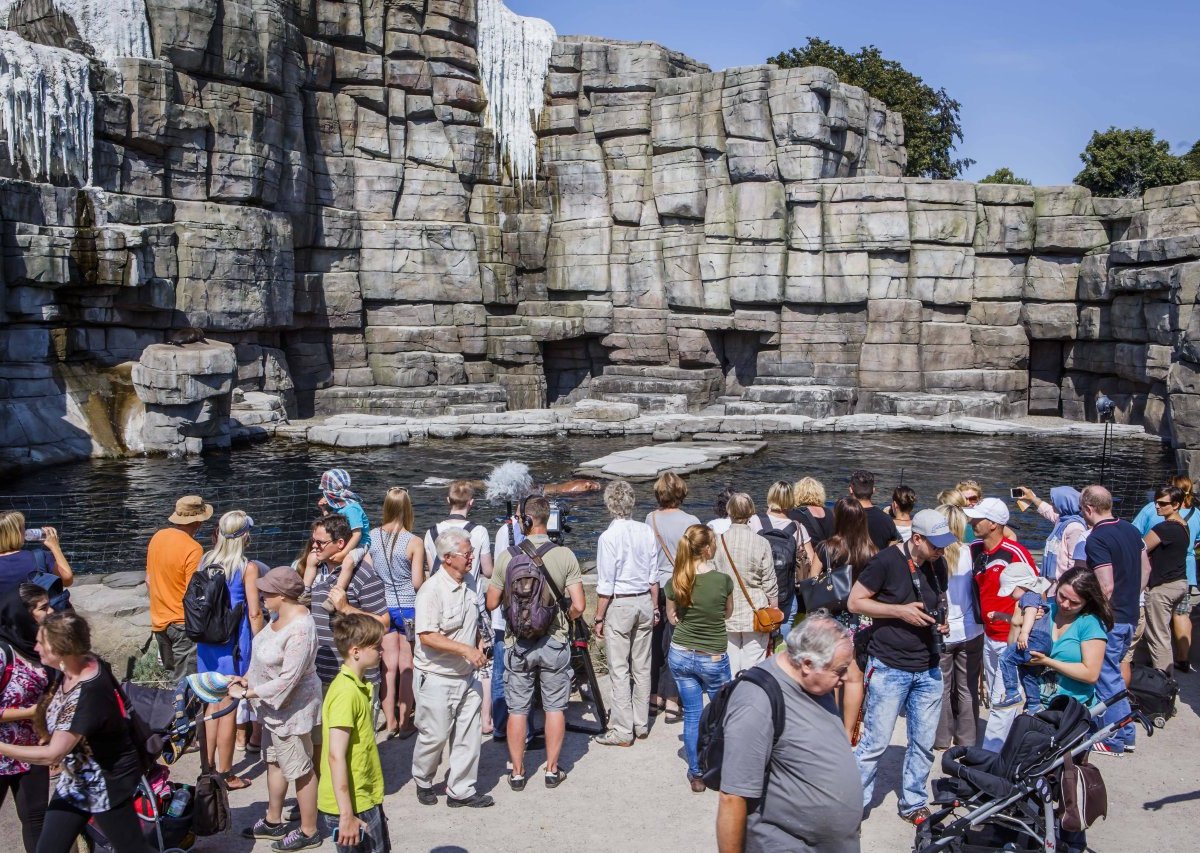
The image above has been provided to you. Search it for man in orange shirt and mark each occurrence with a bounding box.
[147,495,212,681]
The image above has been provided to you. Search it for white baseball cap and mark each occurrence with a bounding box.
[964,497,1010,526]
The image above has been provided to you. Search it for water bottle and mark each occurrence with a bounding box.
[166,786,191,818]
[23,528,45,542]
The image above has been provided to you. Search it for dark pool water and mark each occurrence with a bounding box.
[1,431,1175,571]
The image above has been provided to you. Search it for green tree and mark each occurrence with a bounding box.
[1182,139,1200,182]
[769,37,973,180]
[1074,127,1189,198]
[979,167,1031,186]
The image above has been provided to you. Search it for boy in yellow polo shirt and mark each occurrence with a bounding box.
[319,613,388,852]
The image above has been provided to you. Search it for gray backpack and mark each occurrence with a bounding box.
[502,540,562,641]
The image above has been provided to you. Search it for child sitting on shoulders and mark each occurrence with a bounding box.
[996,562,1054,711]
[304,469,371,596]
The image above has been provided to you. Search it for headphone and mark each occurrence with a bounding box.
[517,496,534,533]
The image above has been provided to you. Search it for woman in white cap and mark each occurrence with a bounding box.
[230,567,322,851]
[195,510,264,790]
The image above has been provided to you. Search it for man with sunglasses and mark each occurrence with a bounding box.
[308,515,390,687]
[965,497,1038,751]
[849,510,956,825]
[412,527,492,808]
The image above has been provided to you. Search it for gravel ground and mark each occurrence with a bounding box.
[6,661,1197,853]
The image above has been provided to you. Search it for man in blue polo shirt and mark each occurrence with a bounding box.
[1081,485,1150,756]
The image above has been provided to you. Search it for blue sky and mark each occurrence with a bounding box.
[507,0,1200,185]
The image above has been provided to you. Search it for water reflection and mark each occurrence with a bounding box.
[1,432,1174,570]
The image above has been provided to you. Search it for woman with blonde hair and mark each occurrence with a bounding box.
[195,509,263,790]
[666,524,733,791]
[367,487,425,737]
[713,493,777,674]
[0,510,73,597]
[934,502,983,749]
[790,476,833,544]
[750,480,818,626]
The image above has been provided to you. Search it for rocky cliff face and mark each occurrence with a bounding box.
[2,0,1200,473]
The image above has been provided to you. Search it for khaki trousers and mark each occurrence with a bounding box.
[603,596,654,737]
[411,670,482,800]
[1144,579,1189,670]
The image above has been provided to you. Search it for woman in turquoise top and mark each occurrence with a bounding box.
[1028,567,1111,706]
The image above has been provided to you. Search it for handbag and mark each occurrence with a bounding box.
[1059,750,1107,832]
[720,535,785,634]
[798,548,854,613]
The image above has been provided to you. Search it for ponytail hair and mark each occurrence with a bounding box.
[672,524,714,609]
[1170,475,1194,509]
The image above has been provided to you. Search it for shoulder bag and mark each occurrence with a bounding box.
[797,543,854,614]
[720,535,785,634]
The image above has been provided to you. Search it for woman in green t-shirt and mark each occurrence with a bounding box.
[1028,567,1112,707]
[666,524,734,792]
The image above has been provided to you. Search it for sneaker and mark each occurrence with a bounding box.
[544,768,568,789]
[998,692,1024,708]
[242,820,288,841]
[591,730,633,747]
[689,776,707,793]
[901,807,931,825]
[1091,741,1125,757]
[271,829,323,852]
[1175,660,1192,674]
[633,727,649,740]
[508,773,526,792]
[447,793,495,808]
[416,785,438,805]
[1124,742,1136,754]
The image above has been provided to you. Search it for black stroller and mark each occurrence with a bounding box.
[85,669,240,853]
[914,692,1155,852]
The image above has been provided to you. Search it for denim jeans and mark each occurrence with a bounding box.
[1098,623,1135,748]
[855,657,943,815]
[667,644,731,777]
[998,629,1052,710]
[491,628,508,734]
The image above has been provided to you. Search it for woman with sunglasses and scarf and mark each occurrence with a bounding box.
[195,509,264,790]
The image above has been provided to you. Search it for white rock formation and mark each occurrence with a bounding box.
[0,28,93,184]
[0,0,152,61]
[477,0,556,187]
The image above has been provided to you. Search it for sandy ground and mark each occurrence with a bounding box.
[6,663,1197,853]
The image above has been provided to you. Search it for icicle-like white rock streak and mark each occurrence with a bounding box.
[0,0,152,62]
[477,0,556,187]
[0,29,94,185]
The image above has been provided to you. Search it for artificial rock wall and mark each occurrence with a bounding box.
[2,0,1200,473]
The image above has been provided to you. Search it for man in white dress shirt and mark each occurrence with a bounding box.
[592,480,660,746]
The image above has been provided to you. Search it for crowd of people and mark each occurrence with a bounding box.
[0,461,1194,852]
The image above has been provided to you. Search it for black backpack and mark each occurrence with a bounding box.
[756,514,799,611]
[697,665,785,792]
[183,565,244,645]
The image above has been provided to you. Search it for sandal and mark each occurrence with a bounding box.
[245,741,262,755]
[648,701,667,717]
[662,706,683,723]
[224,774,253,791]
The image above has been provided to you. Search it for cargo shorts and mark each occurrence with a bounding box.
[503,635,572,716]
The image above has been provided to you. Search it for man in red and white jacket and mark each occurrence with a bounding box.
[967,497,1039,752]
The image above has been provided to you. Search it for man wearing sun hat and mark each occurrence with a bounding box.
[849,508,956,825]
[147,495,213,682]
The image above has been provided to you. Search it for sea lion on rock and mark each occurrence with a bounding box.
[168,326,207,346]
